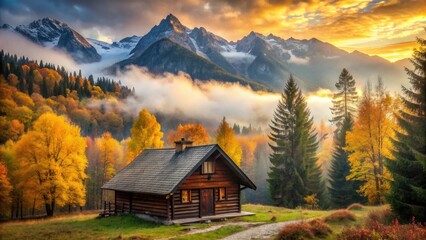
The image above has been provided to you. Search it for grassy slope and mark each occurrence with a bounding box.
[325,205,388,239]
[0,204,383,240]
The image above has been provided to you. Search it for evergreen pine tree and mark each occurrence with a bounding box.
[268,76,324,208]
[328,68,364,208]
[386,37,426,222]
[41,77,49,98]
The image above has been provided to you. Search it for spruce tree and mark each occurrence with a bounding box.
[328,68,364,208]
[386,37,426,222]
[268,76,324,208]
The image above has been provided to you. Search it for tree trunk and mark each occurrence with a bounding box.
[20,197,23,219]
[15,196,19,219]
[10,200,14,219]
[45,204,52,216]
[32,197,36,216]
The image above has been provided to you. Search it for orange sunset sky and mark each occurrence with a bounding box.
[1,0,425,62]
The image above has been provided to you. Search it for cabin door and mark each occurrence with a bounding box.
[200,189,214,216]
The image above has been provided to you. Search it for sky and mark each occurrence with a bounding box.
[0,0,424,62]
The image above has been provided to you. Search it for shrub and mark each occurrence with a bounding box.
[277,222,314,240]
[339,218,426,240]
[338,227,372,240]
[324,210,356,223]
[277,220,332,240]
[308,219,332,237]
[346,203,364,211]
[304,194,319,210]
[365,207,395,225]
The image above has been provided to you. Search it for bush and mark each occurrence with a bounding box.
[308,219,332,237]
[304,194,319,210]
[277,220,332,240]
[339,218,426,240]
[324,210,356,223]
[338,228,372,240]
[346,203,364,211]
[277,222,314,240]
[365,207,395,225]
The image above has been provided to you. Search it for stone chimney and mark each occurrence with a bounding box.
[174,138,193,152]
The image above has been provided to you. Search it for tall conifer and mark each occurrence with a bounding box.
[268,76,324,208]
[328,68,364,208]
[386,37,426,222]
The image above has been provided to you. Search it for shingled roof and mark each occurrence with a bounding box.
[101,144,256,195]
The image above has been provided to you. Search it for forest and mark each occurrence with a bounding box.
[0,37,425,227]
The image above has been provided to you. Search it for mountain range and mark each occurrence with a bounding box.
[1,14,411,92]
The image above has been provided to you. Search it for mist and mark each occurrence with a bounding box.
[0,30,78,71]
[101,66,333,129]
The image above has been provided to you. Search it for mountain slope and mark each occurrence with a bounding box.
[2,18,101,63]
[111,38,267,91]
[113,14,406,92]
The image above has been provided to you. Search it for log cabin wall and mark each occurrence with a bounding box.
[131,193,168,218]
[172,155,242,219]
[115,191,169,218]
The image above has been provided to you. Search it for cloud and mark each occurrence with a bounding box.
[1,0,424,63]
[87,66,332,131]
[288,51,310,64]
[0,30,78,71]
[345,41,417,62]
[115,66,280,127]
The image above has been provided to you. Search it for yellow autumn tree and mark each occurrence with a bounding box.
[215,117,242,166]
[126,109,164,163]
[14,113,87,216]
[96,132,122,185]
[345,79,396,204]
[94,132,122,206]
[0,162,12,216]
[167,123,211,146]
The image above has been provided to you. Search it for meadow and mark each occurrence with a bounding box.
[0,204,387,240]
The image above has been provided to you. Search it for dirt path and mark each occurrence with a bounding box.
[158,222,262,240]
[220,220,301,240]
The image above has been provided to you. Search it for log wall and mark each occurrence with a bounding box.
[172,155,241,219]
[115,191,169,218]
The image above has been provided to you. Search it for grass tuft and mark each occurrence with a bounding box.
[277,222,314,240]
[276,219,332,240]
[308,219,332,237]
[323,210,356,223]
[365,206,395,225]
[346,203,364,211]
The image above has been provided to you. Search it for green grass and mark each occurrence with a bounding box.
[0,204,383,240]
[237,204,328,222]
[0,213,213,240]
[170,225,247,240]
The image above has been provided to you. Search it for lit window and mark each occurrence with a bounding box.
[202,160,214,174]
[181,190,191,203]
[219,187,226,201]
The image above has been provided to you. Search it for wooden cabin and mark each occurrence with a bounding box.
[101,139,256,222]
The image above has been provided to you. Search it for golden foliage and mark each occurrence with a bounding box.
[14,113,87,214]
[345,82,396,204]
[304,194,319,210]
[167,123,211,146]
[0,162,12,216]
[215,117,242,166]
[126,109,164,163]
[95,132,123,183]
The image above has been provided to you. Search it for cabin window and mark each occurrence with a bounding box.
[219,187,226,201]
[202,160,215,174]
[181,190,191,203]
